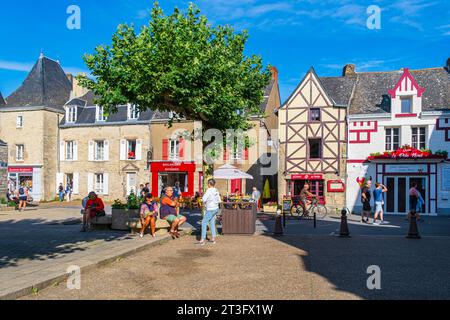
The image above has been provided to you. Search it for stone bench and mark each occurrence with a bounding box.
[81,209,112,230]
[127,216,171,235]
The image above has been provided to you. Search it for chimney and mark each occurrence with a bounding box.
[271,66,279,83]
[342,64,356,77]
[68,73,89,99]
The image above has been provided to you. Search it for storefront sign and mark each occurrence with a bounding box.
[291,174,323,180]
[327,180,345,192]
[385,164,427,174]
[8,167,33,173]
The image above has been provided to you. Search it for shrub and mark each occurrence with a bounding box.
[111,199,126,209]
[0,197,7,205]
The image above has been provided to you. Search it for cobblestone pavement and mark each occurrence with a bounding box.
[0,206,193,299]
[21,232,450,300]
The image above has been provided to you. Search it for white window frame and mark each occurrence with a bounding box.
[400,96,413,114]
[94,173,104,195]
[16,116,23,128]
[96,106,107,122]
[385,128,400,151]
[67,107,77,123]
[66,141,74,161]
[412,127,427,150]
[128,104,140,120]
[127,139,137,160]
[169,139,179,160]
[231,143,243,160]
[94,141,105,161]
[16,144,24,161]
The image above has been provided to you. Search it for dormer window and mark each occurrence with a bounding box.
[128,104,140,120]
[66,107,77,123]
[96,106,107,122]
[401,96,412,114]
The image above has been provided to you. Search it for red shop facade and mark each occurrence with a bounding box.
[150,161,196,197]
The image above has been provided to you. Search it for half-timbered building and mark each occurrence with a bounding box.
[278,68,349,208]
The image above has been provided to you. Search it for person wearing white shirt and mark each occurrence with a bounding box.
[197,179,222,246]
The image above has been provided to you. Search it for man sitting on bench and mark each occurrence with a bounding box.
[81,192,106,232]
[160,187,186,238]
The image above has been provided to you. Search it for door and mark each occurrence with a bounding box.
[384,176,428,214]
[231,179,242,194]
[126,173,137,196]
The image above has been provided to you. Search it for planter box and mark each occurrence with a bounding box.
[111,208,140,231]
[263,205,278,213]
[221,202,257,235]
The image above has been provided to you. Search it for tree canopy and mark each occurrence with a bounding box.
[78,2,271,133]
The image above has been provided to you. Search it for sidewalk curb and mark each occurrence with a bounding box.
[1,227,194,300]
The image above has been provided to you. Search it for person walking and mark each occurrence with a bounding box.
[361,180,372,223]
[251,186,261,212]
[58,183,64,202]
[409,182,422,222]
[373,183,388,225]
[65,183,72,202]
[16,183,28,212]
[196,179,221,246]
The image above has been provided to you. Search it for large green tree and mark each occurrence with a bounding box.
[78,2,271,190]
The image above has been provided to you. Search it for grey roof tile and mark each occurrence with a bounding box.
[6,55,72,109]
[0,92,6,106]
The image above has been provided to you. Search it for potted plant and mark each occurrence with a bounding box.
[111,192,142,230]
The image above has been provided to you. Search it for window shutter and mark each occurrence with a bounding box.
[179,138,185,159]
[136,139,143,161]
[162,139,169,160]
[73,141,78,161]
[104,140,109,161]
[120,139,127,160]
[87,173,94,193]
[60,141,65,161]
[88,141,94,161]
[73,173,79,194]
[103,173,109,195]
[244,147,249,161]
[56,173,64,193]
[224,147,229,161]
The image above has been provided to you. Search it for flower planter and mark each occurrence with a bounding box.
[111,208,140,230]
[263,205,278,213]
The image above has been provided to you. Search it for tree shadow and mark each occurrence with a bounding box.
[0,218,132,268]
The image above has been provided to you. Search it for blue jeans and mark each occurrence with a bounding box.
[201,209,218,240]
[59,192,64,201]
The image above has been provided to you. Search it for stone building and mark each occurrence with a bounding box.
[0,140,7,197]
[58,92,154,201]
[0,54,71,201]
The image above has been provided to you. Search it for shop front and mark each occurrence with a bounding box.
[372,162,439,215]
[7,166,42,201]
[150,161,196,197]
[287,174,326,204]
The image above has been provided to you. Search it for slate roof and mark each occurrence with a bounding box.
[61,91,154,127]
[0,92,6,106]
[6,55,72,109]
[314,66,450,115]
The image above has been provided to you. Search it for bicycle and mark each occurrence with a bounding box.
[290,196,328,219]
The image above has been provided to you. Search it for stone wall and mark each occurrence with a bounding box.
[0,143,7,198]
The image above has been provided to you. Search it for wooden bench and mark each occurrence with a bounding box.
[127,212,171,235]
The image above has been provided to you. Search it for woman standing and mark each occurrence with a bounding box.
[196,179,221,246]
[139,193,158,238]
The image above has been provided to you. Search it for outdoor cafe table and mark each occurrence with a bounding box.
[221,201,257,235]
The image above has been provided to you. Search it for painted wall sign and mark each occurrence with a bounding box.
[327,180,345,192]
[291,174,323,180]
[385,164,428,174]
[8,167,33,173]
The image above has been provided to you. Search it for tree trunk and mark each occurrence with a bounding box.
[202,162,214,194]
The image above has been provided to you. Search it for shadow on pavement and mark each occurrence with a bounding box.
[257,215,450,299]
[0,218,132,268]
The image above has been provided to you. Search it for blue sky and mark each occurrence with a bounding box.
[0,0,449,102]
